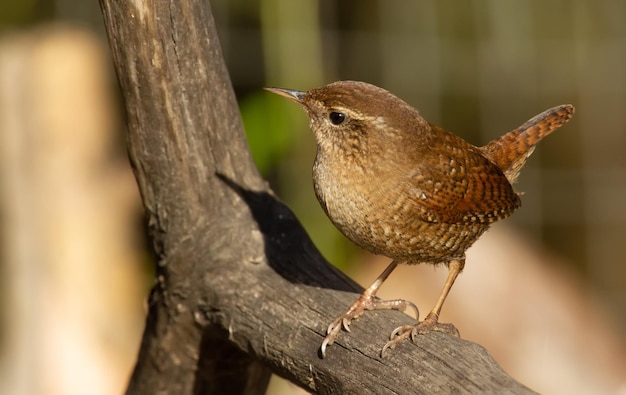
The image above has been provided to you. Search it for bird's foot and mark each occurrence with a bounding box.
[381,312,459,357]
[320,294,419,358]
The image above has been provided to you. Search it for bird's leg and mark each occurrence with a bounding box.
[382,259,464,357]
[417,258,464,335]
[321,260,419,357]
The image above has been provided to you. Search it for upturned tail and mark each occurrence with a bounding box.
[480,104,575,184]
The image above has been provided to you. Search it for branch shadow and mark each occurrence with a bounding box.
[216,172,359,293]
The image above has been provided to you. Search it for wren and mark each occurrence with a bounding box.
[265,81,574,357]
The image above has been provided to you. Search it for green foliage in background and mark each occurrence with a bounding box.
[239,91,294,175]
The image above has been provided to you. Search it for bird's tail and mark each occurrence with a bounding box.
[480,104,575,184]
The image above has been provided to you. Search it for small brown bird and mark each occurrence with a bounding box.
[265,81,574,357]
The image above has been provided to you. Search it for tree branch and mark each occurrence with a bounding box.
[98,0,535,393]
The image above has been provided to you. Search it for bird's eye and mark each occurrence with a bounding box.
[329,111,346,125]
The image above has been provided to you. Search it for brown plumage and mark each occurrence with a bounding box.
[266,81,574,357]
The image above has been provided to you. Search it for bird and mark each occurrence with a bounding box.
[265,81,574,357]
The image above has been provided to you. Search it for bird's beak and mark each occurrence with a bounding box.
[264,87,307,104]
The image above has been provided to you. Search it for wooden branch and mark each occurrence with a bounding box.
[99,0,536,393]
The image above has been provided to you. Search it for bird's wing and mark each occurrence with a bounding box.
[405,126,522,224]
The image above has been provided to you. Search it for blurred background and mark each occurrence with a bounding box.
[0,0,624,394]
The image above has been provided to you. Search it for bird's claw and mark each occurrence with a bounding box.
[380,315,460,357]
[320,305,366,357]
[341,317,352,332]
[321,317,354,357]
[320,335,332,358]
[381,325,414,357]
[320,294,380,358]
[320,295,421,357]
[413,313,460,337]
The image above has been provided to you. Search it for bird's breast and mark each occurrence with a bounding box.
[312,155,376,242]
[311,154,488,264]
